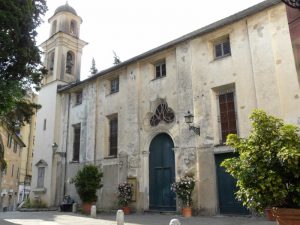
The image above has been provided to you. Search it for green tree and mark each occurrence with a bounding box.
[222,110,300,213]
[113,51,121,65]
[89,57,98,76]
[0,0,47,129]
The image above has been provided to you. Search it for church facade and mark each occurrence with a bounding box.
[31,0,300,215]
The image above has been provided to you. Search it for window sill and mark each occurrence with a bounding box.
[69,160,79,164]
[32,187,47,193]
[214,143,226,147]
[213,54,231,61]
[151,75,166,81]
[106,91,119,97]
[73,103,82,107]
[104,155,117,159]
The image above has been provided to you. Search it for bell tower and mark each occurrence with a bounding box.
[40,2,87,84]
[31,3,87,207]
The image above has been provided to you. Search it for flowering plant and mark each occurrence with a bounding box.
[117,182,133,207]
[171,176,195,207]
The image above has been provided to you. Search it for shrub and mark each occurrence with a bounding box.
[70,164,103,203]
[117,182,133,207]
[222,109,300,213]
[171,176,195,207]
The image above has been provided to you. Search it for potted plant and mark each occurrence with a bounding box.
[70,164,103,214]
[221,110,300,225]
[171,175,195,217]
[117,182,133,215]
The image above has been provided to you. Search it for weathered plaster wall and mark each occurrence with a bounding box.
[60,3,300,215]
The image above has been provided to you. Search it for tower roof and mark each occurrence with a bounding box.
[54,2,77,16]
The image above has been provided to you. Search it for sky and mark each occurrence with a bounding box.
[36,0,265,80]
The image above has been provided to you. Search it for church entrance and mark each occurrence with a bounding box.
[149,133,176,211]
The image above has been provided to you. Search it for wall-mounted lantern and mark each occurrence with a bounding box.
[184,111,200,136]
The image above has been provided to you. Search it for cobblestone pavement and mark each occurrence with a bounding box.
[0,211,276,225]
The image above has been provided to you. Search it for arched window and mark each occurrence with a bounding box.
[48,51,55,73]
[51,20,57,35]
[70,20,77,36]
[66,51,74,74]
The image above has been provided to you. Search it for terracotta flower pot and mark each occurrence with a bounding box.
[82,202,92,214]
[272,207,300,225]
[265,207,276,221]
[182,207,192,217]
[122,206,130,215]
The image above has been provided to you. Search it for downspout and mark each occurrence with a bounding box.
[246,19,258,108]
[94,79,99,165]
[63,93,71,196]
[24,115,33,200]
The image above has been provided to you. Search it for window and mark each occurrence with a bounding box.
[70,20,77,35]
[51,20,57,35]
[16,168,19,179]
[150,102,175,126]
[48,51,55,73]
[110,77,119,93]
[13,142,17,153]
[155,61,166,78]
[11,164,14,177]
[218,92,237,143]
[66,51,74,74]
[75,91,82,105]
[73,124,81,162]
[214,37,231,59]
[43,119,47,131]
[37,167,45,188]
[7,134,12,148]
[109,117,118,156]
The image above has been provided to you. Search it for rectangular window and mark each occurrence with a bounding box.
[43,119,47,131]
[214,37,231,59]
[75,91,82,105]
[7,134,12,148]
[73,124,81,162]
[37,167,45,188]
[155,61,166,78]
[11,164,14,177]
[218,92,237,143]
[109,117,118,156]
[7,133,10,147]
[13,142,17,153]
[110,77,119,93]
[17,168,19,179]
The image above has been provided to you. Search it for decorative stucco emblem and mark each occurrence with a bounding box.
[149,101,175,126]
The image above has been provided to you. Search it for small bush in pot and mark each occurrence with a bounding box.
[117,182,133,214]
[171,175,195,217]
[221,110,300,223]
[70,164,103,213]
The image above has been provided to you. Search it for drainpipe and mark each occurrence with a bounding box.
[94,79,100,165]
[63,93,71,196]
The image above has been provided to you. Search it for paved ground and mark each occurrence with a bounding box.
[0,211,276,225]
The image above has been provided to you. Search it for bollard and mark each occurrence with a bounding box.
[72,203,77,213]
[116,209,124,225]
[91,205,97,218]
[169,219,181,225]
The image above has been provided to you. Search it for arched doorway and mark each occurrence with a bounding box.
[149,133,176,210]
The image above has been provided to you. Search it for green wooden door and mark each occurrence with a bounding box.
[215,153,249,214]
[149,133,176,210]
